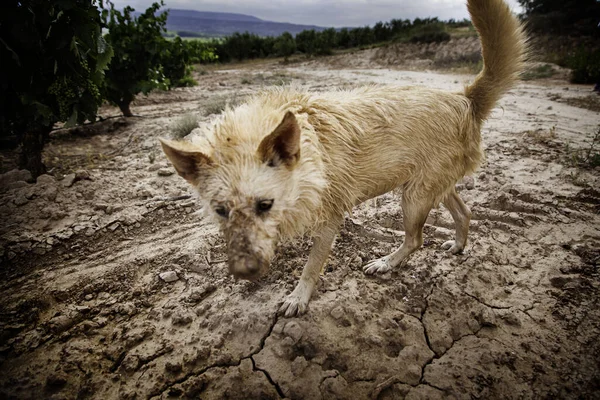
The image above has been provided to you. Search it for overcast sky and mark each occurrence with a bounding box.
[109,0,523,27]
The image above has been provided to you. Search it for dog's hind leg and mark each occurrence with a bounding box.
[440,188,471,254]
[279,217,342,317]
[364,190,433,275]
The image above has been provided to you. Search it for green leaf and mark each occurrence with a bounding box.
[96,36,114,71]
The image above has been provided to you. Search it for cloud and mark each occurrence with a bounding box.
[108,0,522,27]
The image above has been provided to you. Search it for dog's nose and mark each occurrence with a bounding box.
[244,257,260,273]
[228,256,265,281]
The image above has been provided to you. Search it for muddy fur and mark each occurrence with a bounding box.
[161,0,527,317]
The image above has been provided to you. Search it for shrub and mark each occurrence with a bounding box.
[169,114,199,139]
[521,64,556,80]
[407,23,451,43]
[274,32,296,61]
[161,37,192,88]
[0,0,111,177]
[102,1,169,117]
[566,47,600,84]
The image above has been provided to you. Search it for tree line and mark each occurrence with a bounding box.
[211,18,469,62]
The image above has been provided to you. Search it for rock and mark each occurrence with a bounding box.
[115,302,137,316]
[148,163,163,172]
[49,315,75,333]
[165,360,183,373]
[14,194,28,206]
[6,181,28,190]
[283,321,303,343]
[36,174,56,185]
[62,173,77,187]
[106,204,124,214]
[187,284,216,303]
[160,271,179,283]
[121,354,141,373]
[463,175,475,190]
[94,202,109,211]
[0,169,32,188]
[75,169,91,181]
[43,186,58,201]
[157,168,174,177]
[330,306,345,320]
[500,311,521,327]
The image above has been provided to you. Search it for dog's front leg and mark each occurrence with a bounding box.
[279,218,341,317]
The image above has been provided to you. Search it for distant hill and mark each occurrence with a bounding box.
[162,9,327,37]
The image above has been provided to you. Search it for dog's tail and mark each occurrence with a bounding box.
[465,0,527,123]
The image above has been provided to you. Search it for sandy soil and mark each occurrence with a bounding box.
[0,50,599,400]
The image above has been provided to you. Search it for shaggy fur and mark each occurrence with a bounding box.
[161,0,527,316]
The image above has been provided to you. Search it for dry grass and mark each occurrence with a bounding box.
[169,114,200,139]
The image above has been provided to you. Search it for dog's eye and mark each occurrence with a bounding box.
[215,206,229,218]
[256,199,274,213]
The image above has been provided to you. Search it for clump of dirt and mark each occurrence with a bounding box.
[1,48,599,399]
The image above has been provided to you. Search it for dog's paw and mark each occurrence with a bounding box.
[441,240,464,255]
[278,281,312,317]
[279,296,308,317]
[363,257,392,275]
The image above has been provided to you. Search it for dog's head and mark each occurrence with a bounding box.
[161,111,304,281]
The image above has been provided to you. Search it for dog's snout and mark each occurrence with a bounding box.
[228,252,267,281]
[244,257,260,273]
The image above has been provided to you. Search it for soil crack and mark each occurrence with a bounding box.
[251,356,286,398]
[149,311,280,398]
[463,290,512,310]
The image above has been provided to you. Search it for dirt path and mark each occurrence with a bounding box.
[0,60,598,399]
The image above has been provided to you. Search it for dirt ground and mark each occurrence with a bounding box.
[0,45,599,400]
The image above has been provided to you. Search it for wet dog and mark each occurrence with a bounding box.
[161,0,526,317]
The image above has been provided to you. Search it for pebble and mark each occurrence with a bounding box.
[36,174,56,185]
[62,173,77,187]
[75,169,91,181]
[148,164,163,172]
[157,168,174,177]
[463,175,475,190]
[187,284,216,303]
[330,306,345,320]
[160,271,179,283]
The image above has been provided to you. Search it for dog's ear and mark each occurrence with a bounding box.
[160,139,212,185]
[258,111,301,168]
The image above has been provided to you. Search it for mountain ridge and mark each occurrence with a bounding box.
[159,9,328,37]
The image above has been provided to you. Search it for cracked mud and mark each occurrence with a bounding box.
[1,53,599,399]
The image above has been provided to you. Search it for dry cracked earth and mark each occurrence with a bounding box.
[0,51,599,400]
